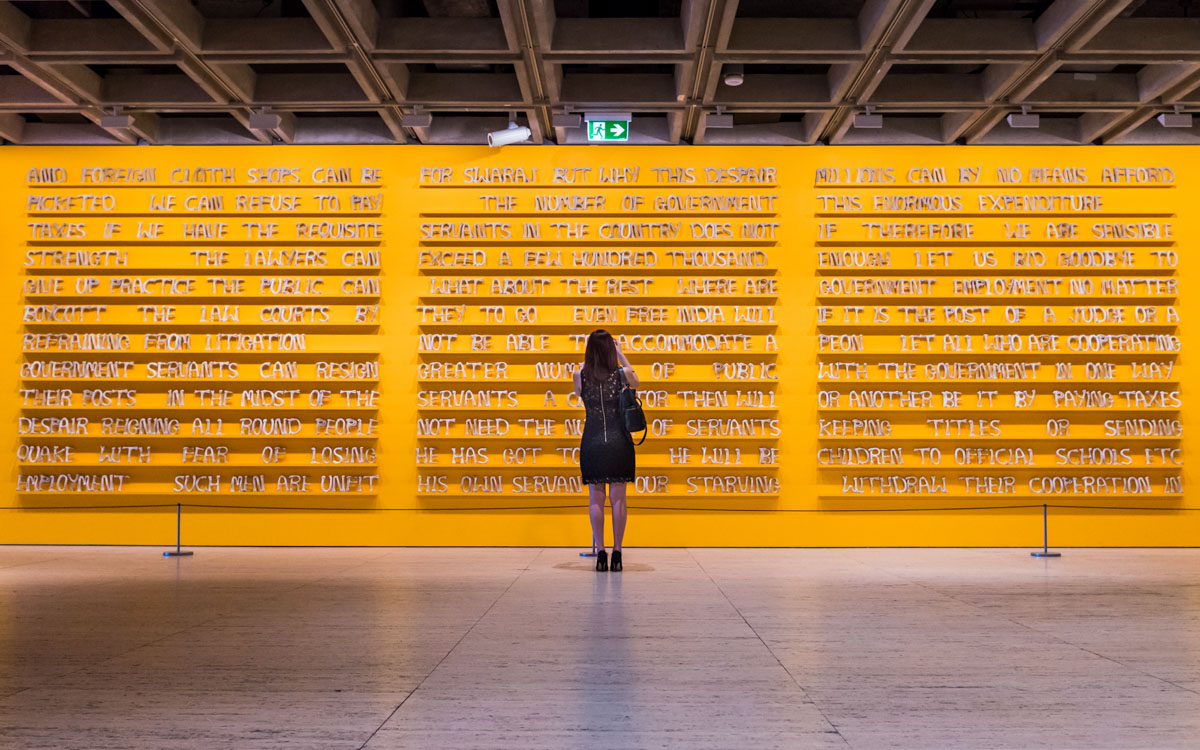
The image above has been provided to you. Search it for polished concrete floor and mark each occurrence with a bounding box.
[1,547,1198,750]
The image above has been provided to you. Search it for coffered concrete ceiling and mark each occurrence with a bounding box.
[0,0,1196,145]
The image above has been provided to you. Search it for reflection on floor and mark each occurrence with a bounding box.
[1,546,1198,749]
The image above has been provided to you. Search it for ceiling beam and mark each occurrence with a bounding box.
[109,0,204,50]
[1099,70,1200,143]
[4,58,103,105]
[0,2,32,50]
[1078,110,1123,142]
[106,0,270,143]
[331,0,378,50]
[1138,64,1200,103]
[0,5,104,108]
[681,0,724,143]
[1161,69,1200,104]
[501,0,553,140]
[0,111,25,142]
[823,0,934,144]
[301,0,407,143]
[960,0,1139,145]
[302,0,383,101]
[1099,108,1158,143]
[0,0,1197,146]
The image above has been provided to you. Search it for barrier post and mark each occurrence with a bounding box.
[163,503,194,557]
[1030,503,1061,558]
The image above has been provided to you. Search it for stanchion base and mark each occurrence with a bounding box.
[163,551,194,557]
[1031,551,1061,558]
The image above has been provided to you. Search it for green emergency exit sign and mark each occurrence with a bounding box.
[587,120,629,141]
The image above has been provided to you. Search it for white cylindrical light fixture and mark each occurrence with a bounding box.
[488,121,532,147]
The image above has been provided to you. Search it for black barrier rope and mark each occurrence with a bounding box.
[4,503,1191,560]
[1,503,1199,513]
[1033,504,1200,512]
[0,503,179,510]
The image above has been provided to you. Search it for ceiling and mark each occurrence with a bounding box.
[0,0,1197,146]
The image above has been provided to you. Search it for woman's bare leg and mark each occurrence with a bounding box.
[609,482,627,550]
[589,483,607,551]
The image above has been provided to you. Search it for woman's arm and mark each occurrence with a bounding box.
[614,339,639,388]
[572,368,582,397]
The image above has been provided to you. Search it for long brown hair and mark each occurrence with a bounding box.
[581,329,619,383]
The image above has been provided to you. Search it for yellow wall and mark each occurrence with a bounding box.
[1,145,1196,547]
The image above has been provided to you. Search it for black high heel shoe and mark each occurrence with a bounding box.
[611,550,622,572]
[595,549,608,572]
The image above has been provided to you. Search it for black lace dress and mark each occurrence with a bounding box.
[579,367,636,485]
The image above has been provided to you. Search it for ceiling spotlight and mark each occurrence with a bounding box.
[705,112,734,128]
[723,63,744,87]
[1158,105,1193,129]
[401,109,432,128]
[1007,104,1039,129]
[488,120,532,147]
[853,105,882,129]
[100,106,133,129]
[249,110,283,130]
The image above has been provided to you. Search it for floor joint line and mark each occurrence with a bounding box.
[890,567,1200,698]
[357,548,543,750]
[687,548,852,748]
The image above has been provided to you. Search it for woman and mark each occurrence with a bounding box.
[572,329,638,571]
